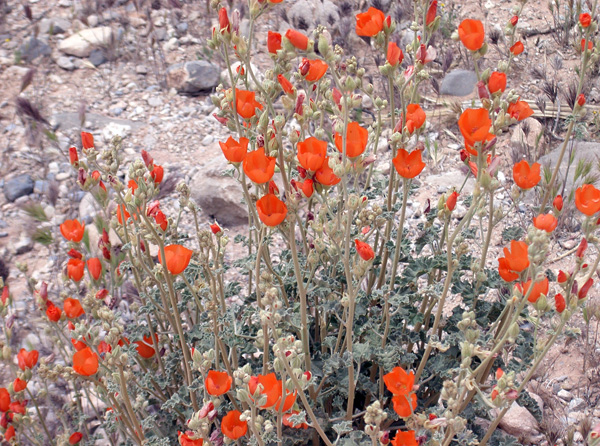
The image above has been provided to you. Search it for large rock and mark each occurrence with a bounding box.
[19,37,51,62]
[440,69,477,97]
[39,17,71,35]
[58,26,113,57]
[166,61,220,94]
[190,155,248,226]
[498,402,542,444]
[4,174,34,202]
[510,117,544,149]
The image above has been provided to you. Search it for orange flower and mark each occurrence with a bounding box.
[235,89,262,119]
[314,157,340,186]
[283,411,309,429]
[135,334,157,359]
[533,214,558,232]
[17,348,39,370]
[64,298,85,318]
[243,147,276,184]
[405,104,426,133]
[488,71,506,94]
[580,13,592,27]
[297,137,327,171]
[73,347,99,376]
[513,160,540,189]
[87,257,102,281]
[151,165,164,184]
[219,136,248,163]
[507,100,533,121]
[277,74,294,94]
[285,29,309,50]
[116,205,131,225]
[60,219,85,242]
[221,410,248,440]
[510,41,524,55]
[179,431,204,446]
[69,432,83,445]
[256,194,288,226]
[384,367,415,395]
[387,42,403,66]
[426,0,437,25]
[159,244,193,275]
[249,373,280,407]
[458,108,492,148]
[46,304,62,322]
[303,59,328,82]
[393,149,426,179]
[267,31,282,54]
[72,338,87,351]
[355,7,385,37]
[5,425,15,441]
[13,378,26,393]
[391,430,418,446]
[205,370,232,396]
[0,388,10,412]
[582,38,594,51]
[520,277,549,303]
[355,239,374,260]
[555,293,566,313]
[392,393,418,418]
[446,191,459,211]
[575,184,600,216]
[67,258,85,282]
[334,122,368,158]
[498,240,529,282]
[458,19,485,51]
[81,131,94,150]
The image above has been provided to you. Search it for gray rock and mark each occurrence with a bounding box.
[50,112,145,132]
[102,122,131,142]
[58,26,113,57]
[39,17,71,35]
[190,156,247,226]
[19,37,51,62]
[4,174,34,202]
[14,235,33,255]
[166,61,220,94]
[56,56,75,70]
[440,69,478,97]
[510,118,544,148]
[557,389,573,401]
[135,64,148,74]
[147,96,162,107]
[34,180,49,195]
[79,192,98,220]
[568,397,586,412]
[88,49,107,67]
[176,22,188,34]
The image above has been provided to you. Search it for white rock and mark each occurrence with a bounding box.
[557,389,573,401]
[102,122,131,142]
[58,26,113,57]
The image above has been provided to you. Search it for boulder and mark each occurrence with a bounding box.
[4,174,34,202]
[166,61,220,94]
[498,402,541,444]
[58,26,113,57]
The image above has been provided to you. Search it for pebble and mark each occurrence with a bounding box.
[201,135,214,146]
[56,56,75,71]
[148,97,162,107]
[55,172,70,181]
[14,235,33,255]
[136,64,148,74]
[557,389,573,401]
[568,398,586,412]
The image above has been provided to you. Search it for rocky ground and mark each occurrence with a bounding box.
[1,0,600,444]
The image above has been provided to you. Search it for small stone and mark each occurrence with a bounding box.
[56,56,75,70]
[34,180,49,194]
[19,37,51,62]
[440,70,478,97]
[14,235,33,255]
[135,64,148,74]
[176,22,188,34]
[88,49,107,67]
[58,26,113,57]
[39,17,71,35]
[201,135,214,146]
[147,97,162,107]
[102,122,131,142]
[568,398,586,412]
[557,389,573,401]
[87,14,99,27]
[4,174,34,202]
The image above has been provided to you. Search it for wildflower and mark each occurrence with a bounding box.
[60,219,85,242]
[69,432,83,444]
[81,131,94,150]
[268,31,282,54]
[297,137,327,171]
[446,191,459,211]
[221,410,248,440]
[498,240,529,282]
[5,425,15,441]
[314,157,341,186]
[283,412,309,429]
[577,238,588,258]
[285,29,309,50]
[426,1,437,26]
[355,7,385,37]
[210,223,222,235]
[0,389,10,412]
[558,270,569,283]
[256,194,288,226]
[72,338,87,351]
[13,378,26,393]
[555,293,566,313]
[235,89,262,119]
[302,59,328,82]
[334,122,369,158]
[391,430,418,446]
[580,13,592,27]
[87,257,102,281]
[553,195,563,211]
[179,431,204,446]
[218,7,230,32]
[243,147,276,184]
[206,370,233,396]
[533,214,558,232]
[384,367,414,395]
[355,239,375,261]
[219,136,248,163]
[17,348,39,370]
[64,298,85,318]
[98,341,111,354]
[296,178,314,197]
[116,205,131,225]
[513,160,541,189]
[150,165,164,184]
[46,304,62,322]
[488,71,506,94]
[392,393,418,418]
[458,19,485,51]
[405,104,426,133]
[69,146,79,166]
[579,278,594,299]
[510,15,519,26]
[73,347,99,376]
[458,108,492,148]
[159,245,193,275]
[67,258,85,282]
[578,94,586,107]
[496,368,504,379]
[135,334,157,359]
[510,41,524,55]
[387,42,403,66]
[277,74,294,94]
[582,38,593,51]
[392,149,426,179]
[575,184,600,216]
[507,100,534,121]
